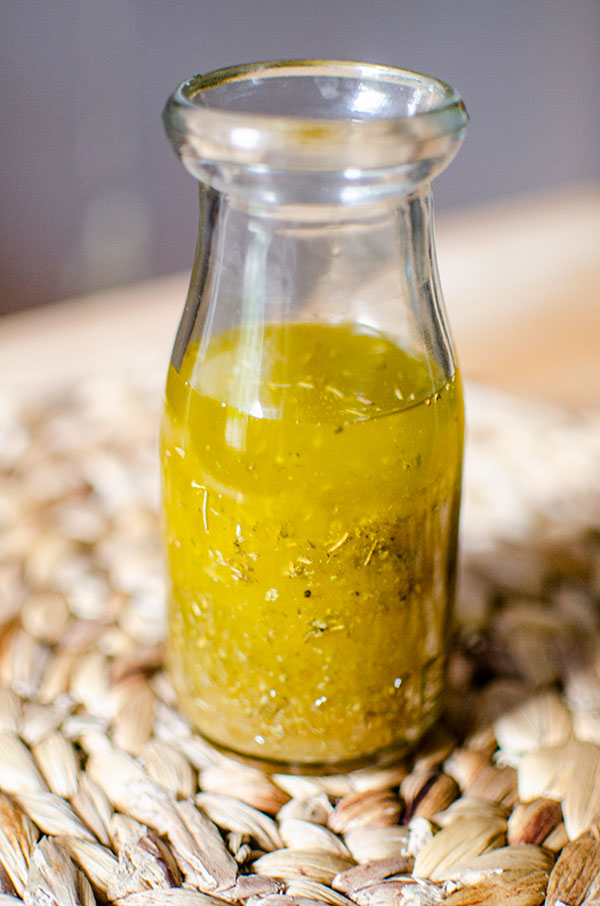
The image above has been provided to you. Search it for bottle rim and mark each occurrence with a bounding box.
[163,59,468,174]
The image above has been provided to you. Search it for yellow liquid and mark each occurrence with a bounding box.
[161,322,463,767]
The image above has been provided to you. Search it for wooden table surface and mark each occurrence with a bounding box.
[1,185,599,408]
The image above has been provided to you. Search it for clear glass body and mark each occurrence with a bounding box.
[161,61,467,770]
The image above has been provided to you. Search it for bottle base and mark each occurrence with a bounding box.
[193,707,443,776]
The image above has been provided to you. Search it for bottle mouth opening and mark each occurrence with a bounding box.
[164,60,468,174]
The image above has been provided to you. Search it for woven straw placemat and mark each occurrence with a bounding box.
[1,378,600,905]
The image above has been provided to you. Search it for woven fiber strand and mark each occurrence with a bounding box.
[1,378,600,905]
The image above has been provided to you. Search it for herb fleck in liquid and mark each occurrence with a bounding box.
[161,322,463,767]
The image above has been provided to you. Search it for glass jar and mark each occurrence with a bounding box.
[161,60,467,770]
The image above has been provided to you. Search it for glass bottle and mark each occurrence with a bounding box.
[161,60,467,770]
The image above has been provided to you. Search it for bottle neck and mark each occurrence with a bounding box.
[182,157,446,214]
[171,181,456,386]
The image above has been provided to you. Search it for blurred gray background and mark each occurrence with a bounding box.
[1,0,599,315]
